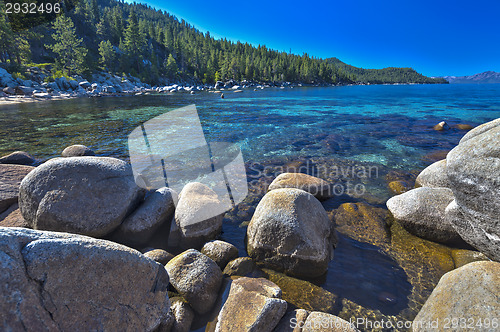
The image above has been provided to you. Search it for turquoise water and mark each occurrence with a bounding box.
[1,83,499,325]
[1,84,498,169]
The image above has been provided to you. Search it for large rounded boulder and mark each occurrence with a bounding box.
[413,261,499,331]
[0,227,170,331]
[268,173,333,200]
[18,157,144,237]
[445,118,500,260]
[387,187,464,245]
[246,188,336,278]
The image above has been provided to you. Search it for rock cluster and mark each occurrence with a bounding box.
[387,117,500,260]
[0,227,170,331]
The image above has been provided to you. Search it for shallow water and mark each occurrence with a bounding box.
[1,84,499,330]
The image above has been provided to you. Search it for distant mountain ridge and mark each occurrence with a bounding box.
[326,58,447,84]
[440,71,500,84]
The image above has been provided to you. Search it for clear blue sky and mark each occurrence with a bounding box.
[131,0,500,77]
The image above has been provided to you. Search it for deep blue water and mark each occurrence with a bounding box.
[1,83,499,323]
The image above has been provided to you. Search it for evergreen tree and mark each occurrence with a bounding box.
[164,53,178,77]
[46,15,88,75]
[98,40,116,71]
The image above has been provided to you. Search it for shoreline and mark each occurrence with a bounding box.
[0,81,448,106]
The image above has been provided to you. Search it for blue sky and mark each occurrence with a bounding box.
[131,0,499,77]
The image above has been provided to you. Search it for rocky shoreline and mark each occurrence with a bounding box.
[0,66,342,105]
[0,119,499,331]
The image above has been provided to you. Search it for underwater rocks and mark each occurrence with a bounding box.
[246,188,336,278]
[18,157,144,237]
[387,187,464,245]
[413,261,500,331]
[445,118,500,261]
[268,172,333,200]
[215,277,287,332]
[165,249,222,315]
[332,202,391,247]
[0,227,170,331]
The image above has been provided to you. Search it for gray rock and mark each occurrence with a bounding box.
[165,249,222,314]
[268,173,333,200]
[446,119,500,260]
[247,188,336,278]
[459,117,500,144]
[61,144,95,157]
[0,151,35,165]
[0,227,170,331]
[174,182,225,249]
[413,261,500,332]
[111,187,176,247]
[15,86,35,95]
[18,157,144,237]
[415,159,450,188]
[0,164,35,213]
[387,187,464,245]
[143,248,174,265]
[3,86,15,94]
[302,312,358,332]
[215,277,287,332]
[273,309,309,332]
[68,79,79,90]
[79,81,91,89]
[0,203,29,228]
[158,298,194,332]
[201,240,239,269]
[223,257,257,277]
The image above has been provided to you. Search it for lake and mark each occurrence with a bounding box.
[1,83,499,329]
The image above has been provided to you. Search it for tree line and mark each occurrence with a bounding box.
[0,0,446,85]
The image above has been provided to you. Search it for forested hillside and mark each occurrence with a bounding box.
[327,58,447,84]
[0,0,445,85]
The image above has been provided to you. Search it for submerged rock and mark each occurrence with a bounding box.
[0,164,35,213]
[387,187,464,245]
[174,182,225,249]
[165,249,222,314]
[268,173,333,200]
[433,121,450,131]
[388,180,412,195]
[262,269,338,314]
[415,159,450,188]
[61,144,95,157]
[18,157,144,238]
[215,277,287,332]
[201,240,239,270]
[333,202,391,247]
[0,227,170,331]
[445,118,500,261]
[247,188,336,278]
[0,151,35,165]
[413,261,500,331]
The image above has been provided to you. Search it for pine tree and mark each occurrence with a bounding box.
[46,15,87,75]
[164,54,177,78]
[123,10,146,71]
[98,40,116,71]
